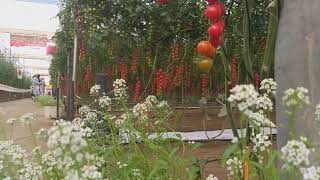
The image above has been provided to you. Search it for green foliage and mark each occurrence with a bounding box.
[0,55,31,89]
[35,95,61,107]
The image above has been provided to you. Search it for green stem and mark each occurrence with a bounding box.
[29,124,37,147]
[243,0,253,80]
[220,50,239,138]
[260,0,279,80]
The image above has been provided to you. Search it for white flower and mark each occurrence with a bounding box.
[117,161,128,169]
[248,111,274,128]
[256,94,273,111]
[188,141,195,145]
[132,168,141,177]
[132,103,149,122]
[251,133,271,152]
[113,79,127,98]
[228,85,259,115]
[90,85,101,95]
[301,166,320,180]
[283,87,310,108]
[98,96,111,109]
[145,95,158,108]
[36,128,48,140]
[260,78,277,96]
[281,140,310,167]
[85,111,98,121]
[6,118,16,125]
[79,106,91,116]
[206,174,218,180]
[82,165,102,179]
[18,162,42,180]
[157,100,170,110]
[226,157,243,177]
[19,113,34,126]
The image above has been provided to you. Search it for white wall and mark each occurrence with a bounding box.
[0,0,59,33]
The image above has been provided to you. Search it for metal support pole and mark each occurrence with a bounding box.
[56,71,60,120]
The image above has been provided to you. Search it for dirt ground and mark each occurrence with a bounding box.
[0,99,267,179]
[0,98,52,151]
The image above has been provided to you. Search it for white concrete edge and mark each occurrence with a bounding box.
[120,127,277,144]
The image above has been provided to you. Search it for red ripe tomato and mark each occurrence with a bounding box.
[216,19,225,28]
[208,23,224,37]
[209,36,223,48]
[197,40,216,58]
[215,2,225,16]
[205,4,222,21]
[156,0,170,4]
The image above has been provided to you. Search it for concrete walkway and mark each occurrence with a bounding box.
[0,99,52,150]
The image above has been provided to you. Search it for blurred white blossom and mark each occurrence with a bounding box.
[90,85,101,95]
[281,139,310,167]
[260,78,277,96]
[20,113,34,126]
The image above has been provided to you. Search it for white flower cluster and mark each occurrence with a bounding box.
[132,168,141,177]
[251,133,271,153]
[281,139,310,167]
[36,128,48,141]
[113,79,127,98]
[0,141,43,179]
[115,113,129,128]
[206,174,218,180]
[79,106,91,116]
[117,161,128,169]
[226,157,243,177]
[144,95,158,109]
[85,111,98,121]
[156,100,170,110]
[19,113,34,126]
[248,112,273,128]
[283,87,310,108]
[98,95,111,109]
[132,103,149,122]
[256,94,273,111]
[44,121,103,179]
[81,165,102,179]
[228,85,259,115]
[0,141,26,166]
[301,166,320,180]
[18,162,42,180]
[47,121,88,166]
[260,78,277,96]
[90,85,101,95]
[315,103,320,122]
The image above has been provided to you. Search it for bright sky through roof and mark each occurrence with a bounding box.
[0,0,59,32]
[18,0,57,4]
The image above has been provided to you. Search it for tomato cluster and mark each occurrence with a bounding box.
[131,51,140,74]
[205,0,225,48]
[83,65,91,94]
[185,64,192,87]
[134,76,141,102]
[156,0,170,5]
[156,69,165,96]
[255,73,260,91]
[79,40,86,61]
[146,49,152,68]
[202,74,209,97]
[120,61,128,81]
[231,57,238,88]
